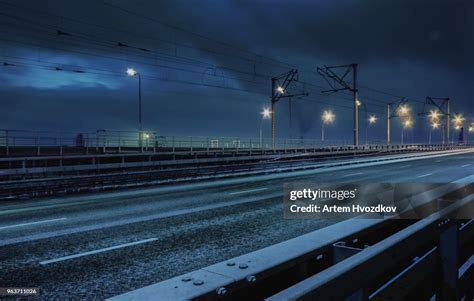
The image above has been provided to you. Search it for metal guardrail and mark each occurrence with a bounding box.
[269,197,474,301]
[107,181,474,301]
[2,128,466,157]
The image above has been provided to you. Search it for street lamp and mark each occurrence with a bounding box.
[468,124,474,144]
[453,114,464,125]
[276,86,285,94]
[366,115,377,144]
[429,122,440,144]
[321,110,335,142]
[260,107,271,148]
[143,132,150,148]
[452,114,464,143]
[398,104,410,116]
[127,68,142,148]
[428,110,441,121]
[401,118,412,144]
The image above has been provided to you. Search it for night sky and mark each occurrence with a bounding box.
[0,0,473,144]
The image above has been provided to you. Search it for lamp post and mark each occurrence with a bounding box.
[452,114,464,144]
[468,125,473,144]
[428,110,441,145]
[260,107,271,148]
[127,68,142,148]
[366,115,377,144]
[321,110,335,143]
[401,119,412,144]
[429,122,440,144]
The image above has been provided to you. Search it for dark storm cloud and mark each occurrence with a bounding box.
[170,0,473,75]
[0,0,472,141]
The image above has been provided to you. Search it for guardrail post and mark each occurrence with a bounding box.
[437,220,459,301]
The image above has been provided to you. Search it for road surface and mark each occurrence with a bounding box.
[0,150,473,299]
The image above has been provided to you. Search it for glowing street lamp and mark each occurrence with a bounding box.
[453,114,464,124]
[261,107,272,119]
[365,115,377,144]
[369,115,377,124]
[428,110,441,121]
[398,104,410,116]
[452,114,464,140]
[429,122,440,144]
[127,67,138,77]
[322,110,335,124]
[321,110,335,142]
[356,100,362,107]
[127,67,143,149]
[259,107,272,147]
[276,86,285,94]
[403,119,412,128]
[401,118,412,144]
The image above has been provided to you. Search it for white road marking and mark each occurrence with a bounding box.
[461,164,471,168]
[399,164,412,168]
[39,238,158,265]
[0,218,67,231]
[416,173,433,178]
[229,188,268,195]
[342,172,363,178]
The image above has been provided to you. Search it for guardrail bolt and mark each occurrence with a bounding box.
[216,287,227,296]
[193,280,204,286]
[238,263,248,269]
[316,254,323,260]
[226,262,236,266]
[246,275,256,283]
[181,276,193,282]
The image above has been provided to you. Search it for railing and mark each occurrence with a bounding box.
[0,129,352,151]
[2,128,463,156]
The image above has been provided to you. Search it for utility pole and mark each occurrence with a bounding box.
[418,97,450,144]
[271,78,276,146]
[387,103,391,145]
[317,63,359,146]
[353,64,358,146]
[447,99,450,144]
[270,69,308,147]
[387,98,409,145]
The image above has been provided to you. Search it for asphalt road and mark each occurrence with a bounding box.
[0,150,473,299]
